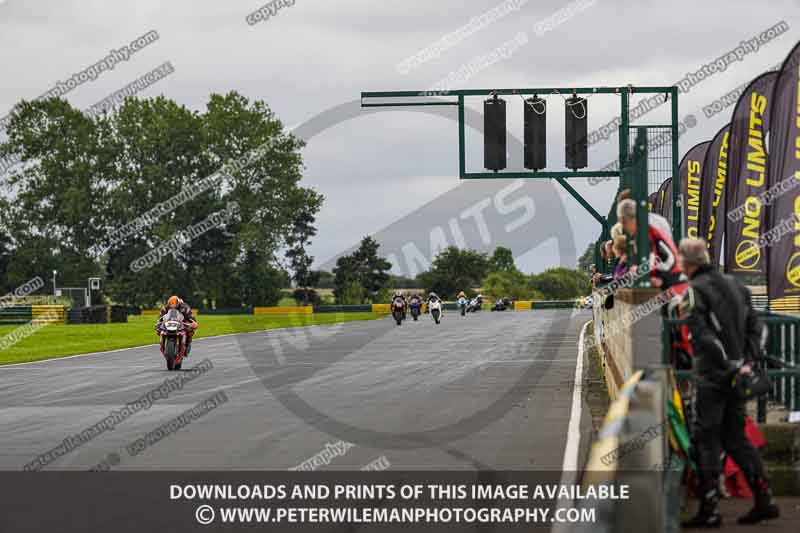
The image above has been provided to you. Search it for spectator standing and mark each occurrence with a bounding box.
[677,238,778,528]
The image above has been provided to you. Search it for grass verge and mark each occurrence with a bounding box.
[0,312,384,365]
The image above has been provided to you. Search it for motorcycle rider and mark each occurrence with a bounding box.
[467,294,483,312]
[407,292,422,319]
[408,292,422,308]
[156,296,198,356]
[390,290,407,319]
[427,291,442,307]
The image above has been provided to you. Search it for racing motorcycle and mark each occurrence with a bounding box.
[429,299,442,324]
[491,297,513,311]
[466,295,483,313]
[457,296,468,316]
[391,299,406,326]
[156,308,190,370]
[408,298,422,321]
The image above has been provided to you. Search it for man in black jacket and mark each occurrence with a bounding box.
[677,238,778,527]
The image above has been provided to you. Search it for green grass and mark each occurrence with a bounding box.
[0,312,384,365]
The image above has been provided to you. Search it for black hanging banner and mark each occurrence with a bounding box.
[724,71,778,279]
[700,124,731,265]
[767,43,800,301]
[679,141,711,240]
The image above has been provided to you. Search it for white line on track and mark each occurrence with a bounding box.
[551,319,590,533]
[562,319,588,472]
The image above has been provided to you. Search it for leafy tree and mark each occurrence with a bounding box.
[314,270,335,289]
[338,281,366,305]
[489,246,516,273]
[332,236,392,304]
[388,274,420,289]
[482,270,543,301]
[577,242,595,273]
[231,251,288,307]
[418,247,489,299]
[285,207,320,305]
[0,223,12,292]
[0,92,321,306]
[528,267,590,300]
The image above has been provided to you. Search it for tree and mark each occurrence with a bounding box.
[338,281,366,305]
[482,270,543,301]
[332,236,392,304]
[528,267,590,300]
[489,246,516,273]
[577,242,595,273]
[0,223,12,293]
[285,206,320,305]
[314,270,335,289]
[418,247,489,298]
[388,274,420,289]
[0,91,322,306]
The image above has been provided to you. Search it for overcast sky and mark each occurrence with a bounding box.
[1,0,798,274]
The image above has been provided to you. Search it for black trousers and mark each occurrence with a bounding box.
[692,383,766,491]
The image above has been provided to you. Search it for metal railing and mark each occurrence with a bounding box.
[662,312,800,422]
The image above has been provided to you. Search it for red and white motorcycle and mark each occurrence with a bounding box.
[156,308,191,370]
[391,299,406,326]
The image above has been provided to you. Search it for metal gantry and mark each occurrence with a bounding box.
[361,86,680,284]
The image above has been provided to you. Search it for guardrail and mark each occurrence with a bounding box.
[0,306,33,325]
[0,305,65,325]
[662,312,800,422]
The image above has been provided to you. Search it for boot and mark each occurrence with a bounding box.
[738,477,779,524]
[682,489,721,529]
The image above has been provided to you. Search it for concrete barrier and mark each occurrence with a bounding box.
[514,300,533,310]
[579,368,674,533]
[592,288,663,400]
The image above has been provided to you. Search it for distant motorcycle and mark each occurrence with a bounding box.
[409,298,422,321]
[457,296,468,316]
[391,299,406,326]
[429,299,442,324]
[156,308,189,371]
[466,295,483,313]
[491,297,513,311]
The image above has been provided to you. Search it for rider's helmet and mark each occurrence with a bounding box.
[394,291,402,298]
[457,290,466,298]
[167,295,180,308]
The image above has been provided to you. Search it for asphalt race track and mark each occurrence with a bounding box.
[0,310,592,471]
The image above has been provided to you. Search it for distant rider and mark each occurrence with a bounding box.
[391,291,407,318]
[427,292,442,307]
[156,296,199,356]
